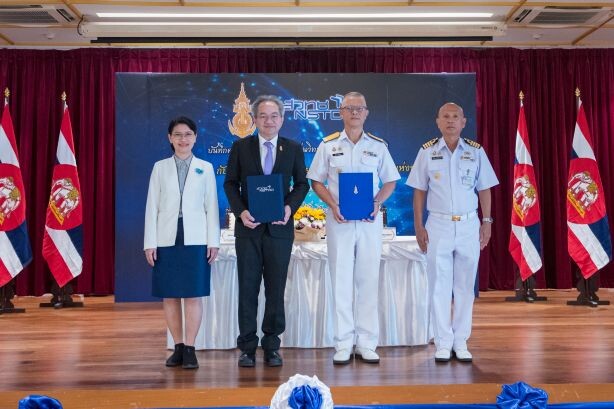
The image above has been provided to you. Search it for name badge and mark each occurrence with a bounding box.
[431,156,443,160]
[462,176,474,186]
[332,152,344,157]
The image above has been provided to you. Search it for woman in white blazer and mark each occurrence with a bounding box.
[144,116,220,370]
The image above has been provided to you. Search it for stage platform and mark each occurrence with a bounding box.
[1,290,614,408]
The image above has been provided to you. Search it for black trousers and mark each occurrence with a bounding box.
[235,231,293,353]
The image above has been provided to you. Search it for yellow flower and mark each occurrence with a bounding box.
[313,209,326,220]
[294,205,326,222]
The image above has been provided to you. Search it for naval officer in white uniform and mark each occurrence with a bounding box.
[407,102,499,363]
[308,92,400,365]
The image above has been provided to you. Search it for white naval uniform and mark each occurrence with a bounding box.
[406,137,498,351]
[308,130,400,351]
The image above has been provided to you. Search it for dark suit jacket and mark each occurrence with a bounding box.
[224,135,309,238]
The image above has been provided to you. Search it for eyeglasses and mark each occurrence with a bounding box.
[171,132,195,139]
[256,114,282,121]
[340,106,368,114]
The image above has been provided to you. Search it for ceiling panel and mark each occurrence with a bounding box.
[0,27,89,46]
[581,26,614,44]
[0,0,612,48]
[491,26,589,42]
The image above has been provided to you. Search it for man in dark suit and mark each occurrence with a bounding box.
[224,95,309,368]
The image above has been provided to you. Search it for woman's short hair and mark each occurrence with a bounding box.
[168,116,197,135]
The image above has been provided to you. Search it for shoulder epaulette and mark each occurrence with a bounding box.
[463,138,482,149]
[421,137,439,149]
[366,132,387,146]
[323,132,341,142]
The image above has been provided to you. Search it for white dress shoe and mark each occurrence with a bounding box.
[355,347,380,364]
[453,348,473,362]
[333,349,353,365]
[434,348,452,362]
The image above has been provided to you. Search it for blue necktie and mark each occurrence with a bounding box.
[263,141,274,175]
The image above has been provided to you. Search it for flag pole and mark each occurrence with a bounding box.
[40,91,84,310]
[519,90,546,302]
[506,91,547,303]
[0,87,27,314]
[566,87,610,308]
[575,87,580,109]
[507,91,530,302]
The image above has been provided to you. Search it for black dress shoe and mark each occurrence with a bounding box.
[182,345,199,369]
[238,352,256,367]
[264,350,283,367]
[165,343,184,367]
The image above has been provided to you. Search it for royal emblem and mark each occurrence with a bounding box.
[512,175,537,221]
[0,176,21,225]
[567,171,598,218]
[49,177,80,225]
[228,82,256,138]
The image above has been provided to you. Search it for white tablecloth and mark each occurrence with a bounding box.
[168,234,429,350]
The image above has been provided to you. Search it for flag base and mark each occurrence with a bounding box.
[566,297,610,307]
[39,282,84,309]
[566,274,609,308]
[505,274,547,303]
[0,281,26,314]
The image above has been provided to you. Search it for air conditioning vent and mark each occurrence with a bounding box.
[56,8,74,23]
[0,5,75,25]
[530,10,600,25]
[513,6,612,25]
[514,9,532,23]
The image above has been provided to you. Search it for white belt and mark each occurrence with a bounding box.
[428,211,477,222]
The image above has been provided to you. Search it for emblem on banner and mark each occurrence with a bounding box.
[49,177,80,225]
[0,176,21,225]
[512,175,537,221]
[228,82,256,138]
[567,171,598,218]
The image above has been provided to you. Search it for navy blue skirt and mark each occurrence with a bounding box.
[152,219,210,298]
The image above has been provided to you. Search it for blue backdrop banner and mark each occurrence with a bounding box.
[115,73,476,302]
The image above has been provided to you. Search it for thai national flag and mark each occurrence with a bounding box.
[0,93,33,286]
[566,96,612,279]
[508,97,542,280]
[42,98,83,287]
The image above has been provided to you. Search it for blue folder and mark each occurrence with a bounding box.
[247,173,284,223]
[339,172,374,221]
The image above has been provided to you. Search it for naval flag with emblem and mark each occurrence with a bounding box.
[566,91,612,279]
[508,94,542,280]
[42,94,83,287]
[0,89,33,286]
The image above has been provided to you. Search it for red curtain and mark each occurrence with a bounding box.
[1,47,613,295]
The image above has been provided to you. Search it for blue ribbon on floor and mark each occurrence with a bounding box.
[288,385,323,409]
[18,395,63,409]
[496,382,548,409]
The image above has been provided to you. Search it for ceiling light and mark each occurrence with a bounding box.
[96,12,493,19]
[89,21,498,27]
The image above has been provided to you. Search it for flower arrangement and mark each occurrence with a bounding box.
[293,205,326,241]
[270,374,333,409]
[294,205,326,230]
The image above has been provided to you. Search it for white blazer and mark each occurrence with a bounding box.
[144,156,220,249]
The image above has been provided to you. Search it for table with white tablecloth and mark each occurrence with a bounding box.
[168,234,429,350]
